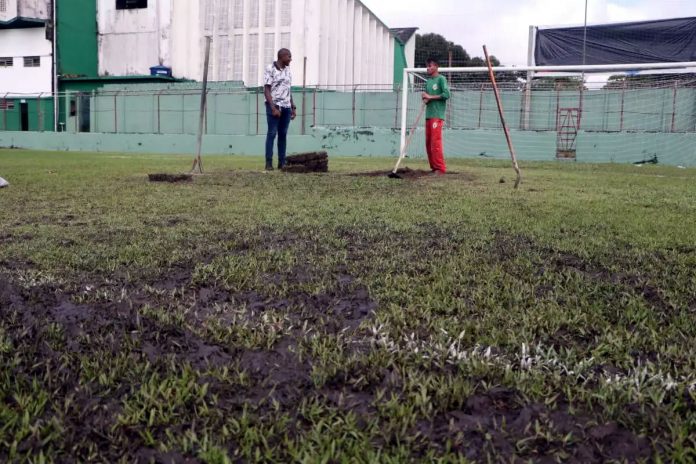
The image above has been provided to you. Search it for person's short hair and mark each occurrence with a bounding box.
[425,57,440,66]
[277,48,291,58]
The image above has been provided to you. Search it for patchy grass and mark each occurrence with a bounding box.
[1,149,695,462]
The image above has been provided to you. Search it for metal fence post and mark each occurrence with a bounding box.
[38,92,44,131]
[352,85,357,127]
[671,81,678,133]
[114,91,119,133]
[256,87,259,135]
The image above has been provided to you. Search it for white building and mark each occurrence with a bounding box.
[0,0,52,96]
[97,0,397,88]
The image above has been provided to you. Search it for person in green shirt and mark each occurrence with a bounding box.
[421,57,450,174]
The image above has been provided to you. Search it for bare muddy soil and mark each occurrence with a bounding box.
[0,227,670,462]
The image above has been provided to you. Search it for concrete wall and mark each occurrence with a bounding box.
[98,0,172,76]
[17,0,49,18]
[0,0,18,19]
[0,27,52,95]
[1,128,694,167]
[94,0,394,88]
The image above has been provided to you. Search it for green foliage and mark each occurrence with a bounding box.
[415,33,500,67]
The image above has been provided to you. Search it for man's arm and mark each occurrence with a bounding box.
[290,94,296,120]
[264,85,281,117]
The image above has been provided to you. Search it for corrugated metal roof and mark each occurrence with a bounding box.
[0,17,46,29]
[390,27,418,45]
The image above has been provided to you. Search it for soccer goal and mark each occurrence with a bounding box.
[400,62,696,166]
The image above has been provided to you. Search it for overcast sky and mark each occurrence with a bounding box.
[360,0,696,66]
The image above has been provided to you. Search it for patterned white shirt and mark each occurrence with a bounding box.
[263,62,293,108]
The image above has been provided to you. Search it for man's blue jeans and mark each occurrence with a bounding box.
[265,103,292,168]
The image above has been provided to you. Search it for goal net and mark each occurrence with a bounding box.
[401,63,696,166]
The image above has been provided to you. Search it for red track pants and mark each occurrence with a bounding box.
[425,118,446,173]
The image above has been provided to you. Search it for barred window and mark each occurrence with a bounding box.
[280,0,291,26]
[217,35,229,81]
[0,0,6,13]
[219,0,229,31]
[265,0,275,28]
[264,33,275,67]
[232,34,243,81]
[248,1,259,28]
[203,0,214,32]
[233,0,243,28]
[0,99,14,110]
[247,34,258,84]
[116,0,147,9]
[280,32,291,48]
[24,56,41,67]
[0,57,13,67]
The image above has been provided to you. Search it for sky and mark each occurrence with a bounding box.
[360,0,696,66]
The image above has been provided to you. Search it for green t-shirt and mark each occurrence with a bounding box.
[425,74,450,120]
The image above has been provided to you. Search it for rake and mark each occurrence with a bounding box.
[388,102,426,179]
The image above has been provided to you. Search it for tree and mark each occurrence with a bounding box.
[415,33,500,67]
[414,33,520,88]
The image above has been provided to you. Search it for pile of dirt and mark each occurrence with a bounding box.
[147,173,193,183]
[282,151,328,173]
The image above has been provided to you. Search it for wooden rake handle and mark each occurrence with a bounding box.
[392,102,427,174]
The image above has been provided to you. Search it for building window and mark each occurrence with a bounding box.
[265,0,275,27]
[264,33,275,67]
[233,0,243,28]
[219,0,229,31]
[280,32,291,48]
[218,36,229,81]
[0,99,14,110]
[202,0,214,32]
[0,57,13,67]
[248,1,259,28]
[247,33,258,84]
[0,0,6,13]
[116,0,147,9]
[24,56,41,67]
[280,0,291,26]
[232,34,243,81]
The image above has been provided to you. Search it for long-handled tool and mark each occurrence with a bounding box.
[388,102,426,179]
[483,45,522,189]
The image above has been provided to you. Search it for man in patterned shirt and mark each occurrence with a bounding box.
[263,48,296,171]
[421,57,450,174]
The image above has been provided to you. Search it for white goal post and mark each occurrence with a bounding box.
[400,62,696,166]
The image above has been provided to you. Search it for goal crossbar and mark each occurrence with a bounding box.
[403,61,696,74]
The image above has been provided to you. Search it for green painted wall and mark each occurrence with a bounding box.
[57,0,98,79]
[0,99,55,132]
[393,41,407,89]
[1,128,694,166]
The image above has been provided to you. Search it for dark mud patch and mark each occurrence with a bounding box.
[237,337,312,405]
[416,388,651,463]
[147,173,193,183]
[349,167,474,181]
